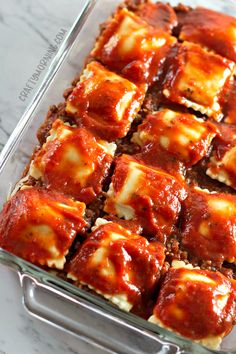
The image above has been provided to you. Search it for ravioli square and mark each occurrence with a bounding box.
[0,188,86,269]
[207,125,236,189]
[224,79,236,124]
[149,263,236,350]
[132,109,217,167]
[179,7,236,62]
[104,154,187,239]
[136,2,177,33]
[66,61,145,141]
[181,187,236,264]
[67,219,165,312]
[162,42,235,121]
[92,8,176,84]
[30,119,116,204]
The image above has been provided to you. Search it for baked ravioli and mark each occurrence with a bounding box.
[104,154,187,239]
[135,2,177,33]
[224,79,236,124]
[67,219,165,312]
[0,188,86,269]
[66,61,145,141]
[149,262,236,349]
[181,187,236,264]
[132,109,218,167]
[207,125,236,189]
[179,7,236,62]
[92,8,176,84]
[29,119,115,204]
[162,42,235,121]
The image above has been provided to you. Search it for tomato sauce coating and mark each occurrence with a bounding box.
[207,124,236,190]
[104,154,187,241]
[68,221,165,310]
[31,119,115,204]
[179,7,236,62]
[150,267,236,345]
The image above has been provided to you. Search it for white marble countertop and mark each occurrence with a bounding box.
[0,1,108,353]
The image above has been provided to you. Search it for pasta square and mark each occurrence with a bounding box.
[66,61,145,141]
[30,119,116,204]
[149,262,236,350]
[162,42,235,121]
[0,188,86,269]
[135,2,177,33]
[181,187,236,263]
[223,79,236,124]
[92,8,176,84]
[179,7,236,62]
[68,219,165,312]
[104,154,187,239]
[207,125,236,189]
[132,109,217,167]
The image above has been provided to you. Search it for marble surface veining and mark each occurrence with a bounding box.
[0,1,112,353]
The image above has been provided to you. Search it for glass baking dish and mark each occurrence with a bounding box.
[0,0,236,353]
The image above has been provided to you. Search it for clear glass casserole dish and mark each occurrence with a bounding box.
[0,0,236,352]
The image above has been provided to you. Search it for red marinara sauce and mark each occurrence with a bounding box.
[136,2,177,33]
[92,8,176,84]
[179,7,236,62]
[66,62,145,141]
[68,222,165,309]
[0,188,86,268]
[104,154,187,241]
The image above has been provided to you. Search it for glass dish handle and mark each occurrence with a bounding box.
[20,272,184,354]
